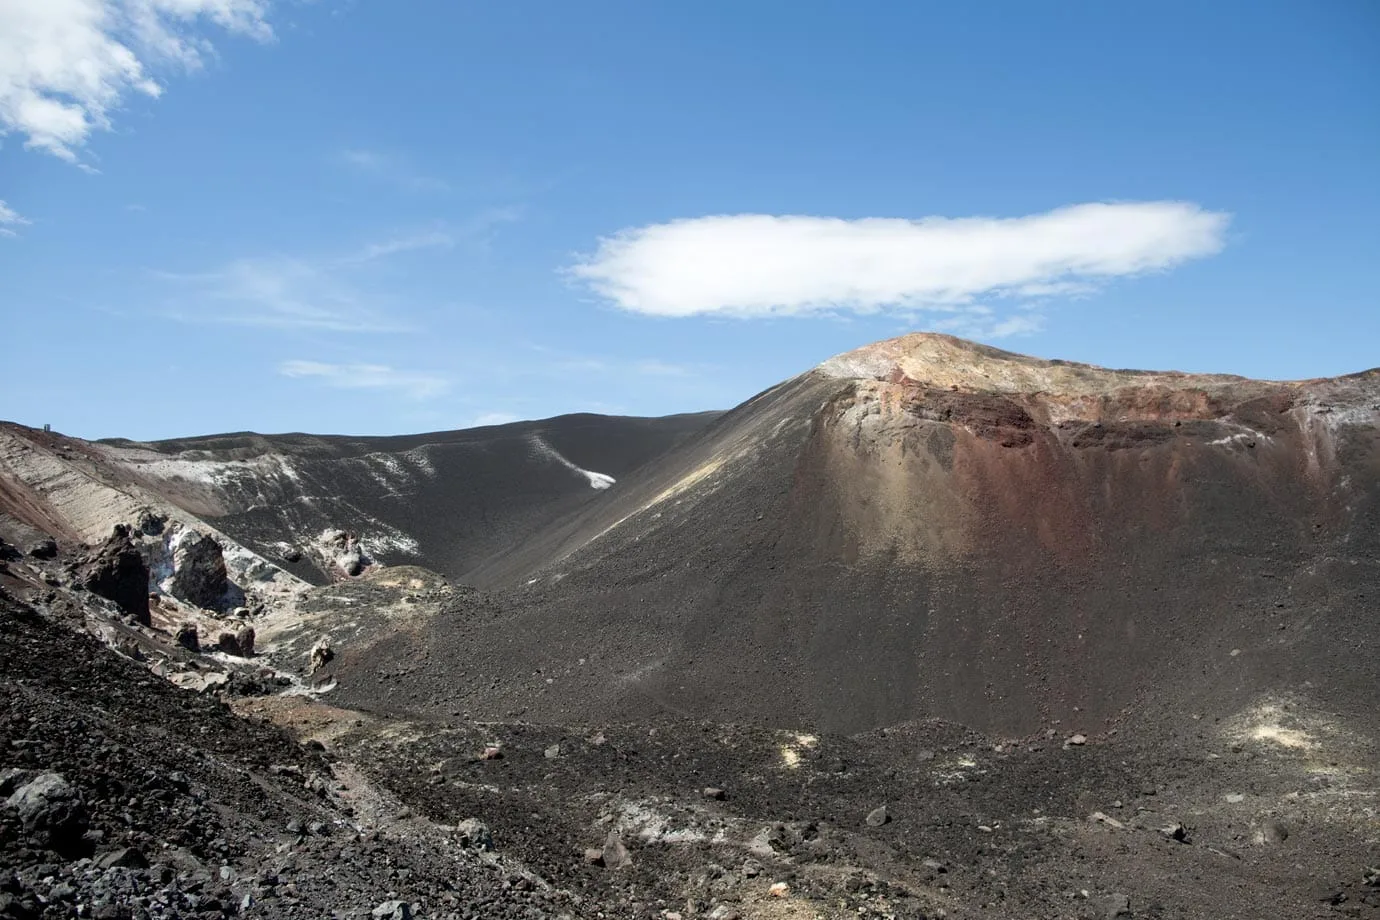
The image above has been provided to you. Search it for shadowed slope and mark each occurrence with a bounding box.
[88,412,720,583]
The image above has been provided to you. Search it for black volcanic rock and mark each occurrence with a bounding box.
[26,538,56,560]
[214,624,255,657]
[79,526,149,624]
[174,622,200,652]
[4,772,87,855]
[167,529,230,610]
[134,509,166,536]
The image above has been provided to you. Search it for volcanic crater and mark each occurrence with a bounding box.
[2,333,1378,920]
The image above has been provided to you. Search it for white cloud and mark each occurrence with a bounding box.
[0,0,271,162]
[279,360,450,400]
[0,199,30,236]
[570,202,1230,319]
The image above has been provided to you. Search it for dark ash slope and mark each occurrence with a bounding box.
[98,411,720,584]
[336,335,1380,739]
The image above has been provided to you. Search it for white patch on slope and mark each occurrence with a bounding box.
[528,435,616,490]
[403,444,438,476]
[130,453,304,491]
[117,445,432,560]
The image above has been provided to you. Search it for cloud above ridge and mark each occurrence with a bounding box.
[278,360,450,400]
[570,202,1230,320]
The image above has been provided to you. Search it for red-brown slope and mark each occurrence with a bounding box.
[358,335,1380,737]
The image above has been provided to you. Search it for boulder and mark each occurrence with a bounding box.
[167,529,230,610]
[371,902,412,920]
[27,538,57,560]
[95,846,148,869]
[601,831,631,870]
[455,818,494,851]
[317,529,371,577]
[308,639,334,674]
[79,526,150,624]
[234,624,255,656]
[338,546,366,577]
[865,805,890,827]
[215,629,254,658]
[1160,822,1189,842]
[4,772,87,854]
[175,623,201,653]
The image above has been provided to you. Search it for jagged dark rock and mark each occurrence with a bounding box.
[167,529,230,610]
[174,622,200,652]
[26,538,57,560]
[213,625,255,658]
[78,526,149,624]
[134,509,166,536]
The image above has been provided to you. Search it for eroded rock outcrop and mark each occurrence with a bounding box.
[79,525,150,625]
[166,527,231,610]
[316,529,372,578]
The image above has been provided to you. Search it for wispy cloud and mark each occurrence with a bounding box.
[0,0,272,164]
[570,203,1231,332]
[529,344,702,380]
[930,306,1045,340]
[338,148,451,193]
[158,255,413,332]
[0,200,30,237]
[469,411,521,427]
[279,360,450,400]
[341,230,454,265]
[456,205,524,252]
[156,226,476,332]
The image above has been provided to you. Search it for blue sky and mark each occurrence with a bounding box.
[2,1,1377,440]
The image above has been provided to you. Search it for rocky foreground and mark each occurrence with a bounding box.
[3,533,1379,920]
